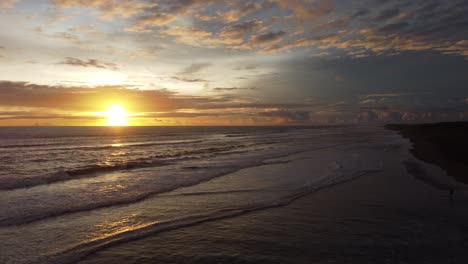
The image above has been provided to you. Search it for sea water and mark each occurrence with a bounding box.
[0,126,402,264]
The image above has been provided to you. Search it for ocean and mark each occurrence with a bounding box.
[1,125,465,264]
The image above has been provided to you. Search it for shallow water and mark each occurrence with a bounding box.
[0,125,432,264]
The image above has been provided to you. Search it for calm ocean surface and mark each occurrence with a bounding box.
[0,126,406,264]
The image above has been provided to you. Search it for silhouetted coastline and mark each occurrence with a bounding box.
[386,122,468,184]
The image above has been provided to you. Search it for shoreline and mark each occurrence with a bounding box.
[386,122,468,185]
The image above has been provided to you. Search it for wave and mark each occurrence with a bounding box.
[0,139,204,151]
[0,160,171,191]
[49,139,205,152]
[0,142,66,149]
[158,188,285,197]
[0,141,364,227]
[0,155,298,227]
[403,161,454,191]
[0,143,258,191]
[36,169,382,264]
[224,134,250,138]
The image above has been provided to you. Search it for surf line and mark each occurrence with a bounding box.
[41,169,382,264]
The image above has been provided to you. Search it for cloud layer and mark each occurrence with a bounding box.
[39,0,468,58]
[0,0,467,125]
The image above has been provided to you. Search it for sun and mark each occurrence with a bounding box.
[105,105,128,126]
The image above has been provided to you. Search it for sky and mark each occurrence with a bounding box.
[0,0,467,126]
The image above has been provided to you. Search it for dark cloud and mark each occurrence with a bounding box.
[127,0,220,31]
[220,20,264,37]
[220,2,263,23]
[357,107,468,124]
[419,2,440,13]
[195,102,313,110]
[264,33,339,53]
[251,31,286,46]
[53,32,81,44]
[361,93,430,99]
[313,17,352,31]
[129,13,176,31]
[213,87,256,91]
[374,8,400,22]
[171,76,210,82]
[180,63,211,74]
[258,109,311,124]
[58,57,119,70]
[353,8,369,18]
[249,52,468,119]
[150,112,233,118]
[157,0,210,14]
[233,64,257,70]
[0,114,100,120]
[277,0,334,21]
[379,22,409,32]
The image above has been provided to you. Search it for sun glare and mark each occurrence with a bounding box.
[105,105,128,126]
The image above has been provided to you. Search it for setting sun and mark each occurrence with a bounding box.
[105,105,128,126]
